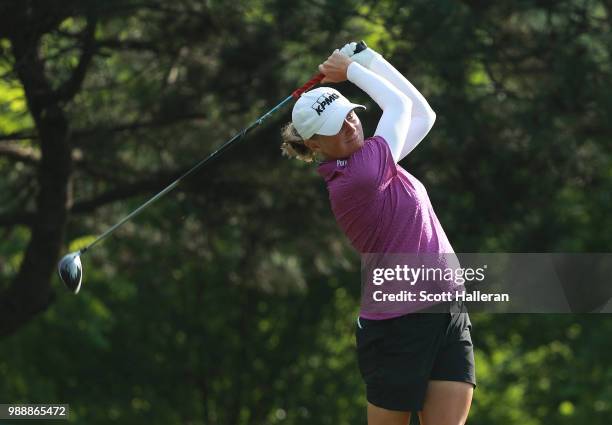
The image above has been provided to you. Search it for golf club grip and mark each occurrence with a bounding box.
[354,40,368,53]
[291,40,368,99]
[291,73,325,99]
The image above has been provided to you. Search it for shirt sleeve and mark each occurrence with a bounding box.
[346,62,412,163]
[369,55,437,161]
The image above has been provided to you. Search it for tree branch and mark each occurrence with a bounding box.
[0,144,40,164]
[0,168,178,227]
[0,211,35,227]
[1,113,208,144]
[69,170,181,215]
[96,38,161,53]
[0,132,37,142]
[53,16,98,104]
[75,113,208,139]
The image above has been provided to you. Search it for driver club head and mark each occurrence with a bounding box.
[58,251,83,294]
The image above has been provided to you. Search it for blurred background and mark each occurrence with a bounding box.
[0,0,611,423]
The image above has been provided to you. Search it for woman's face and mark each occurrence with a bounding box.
[304,110,364,160]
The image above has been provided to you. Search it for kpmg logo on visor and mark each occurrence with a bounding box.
[311,92,340,116]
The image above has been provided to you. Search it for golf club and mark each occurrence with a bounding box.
[58,41,368,293]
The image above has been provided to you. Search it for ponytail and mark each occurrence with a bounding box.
[280,122,317,163]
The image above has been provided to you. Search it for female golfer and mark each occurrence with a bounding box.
[280,43,476,425]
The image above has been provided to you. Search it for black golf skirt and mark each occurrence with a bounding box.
[355,300,476,412]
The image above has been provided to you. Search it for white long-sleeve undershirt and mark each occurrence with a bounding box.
[369,55,436,161]
[347,62,412,163]
[346,56,436,163]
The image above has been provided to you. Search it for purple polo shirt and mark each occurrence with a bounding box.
[317,136,456,319]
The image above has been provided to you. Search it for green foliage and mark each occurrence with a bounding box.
[1,0,611,424]
[0,58,33,133]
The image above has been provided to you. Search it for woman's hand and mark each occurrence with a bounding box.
[319,49,353,83]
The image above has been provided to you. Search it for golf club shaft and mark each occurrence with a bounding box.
[79,41,368,254]
[81,95,295,254]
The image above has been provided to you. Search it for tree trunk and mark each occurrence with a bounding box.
[0,32,73,337]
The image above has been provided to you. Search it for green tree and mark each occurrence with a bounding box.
[1,0,611,424]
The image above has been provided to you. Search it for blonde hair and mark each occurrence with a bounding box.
[280,122,317,163]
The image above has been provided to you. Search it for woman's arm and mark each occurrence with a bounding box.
[318,50,413,163]
[369,55,436,161]
[347,62,413,163]
[346,44,436,161]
